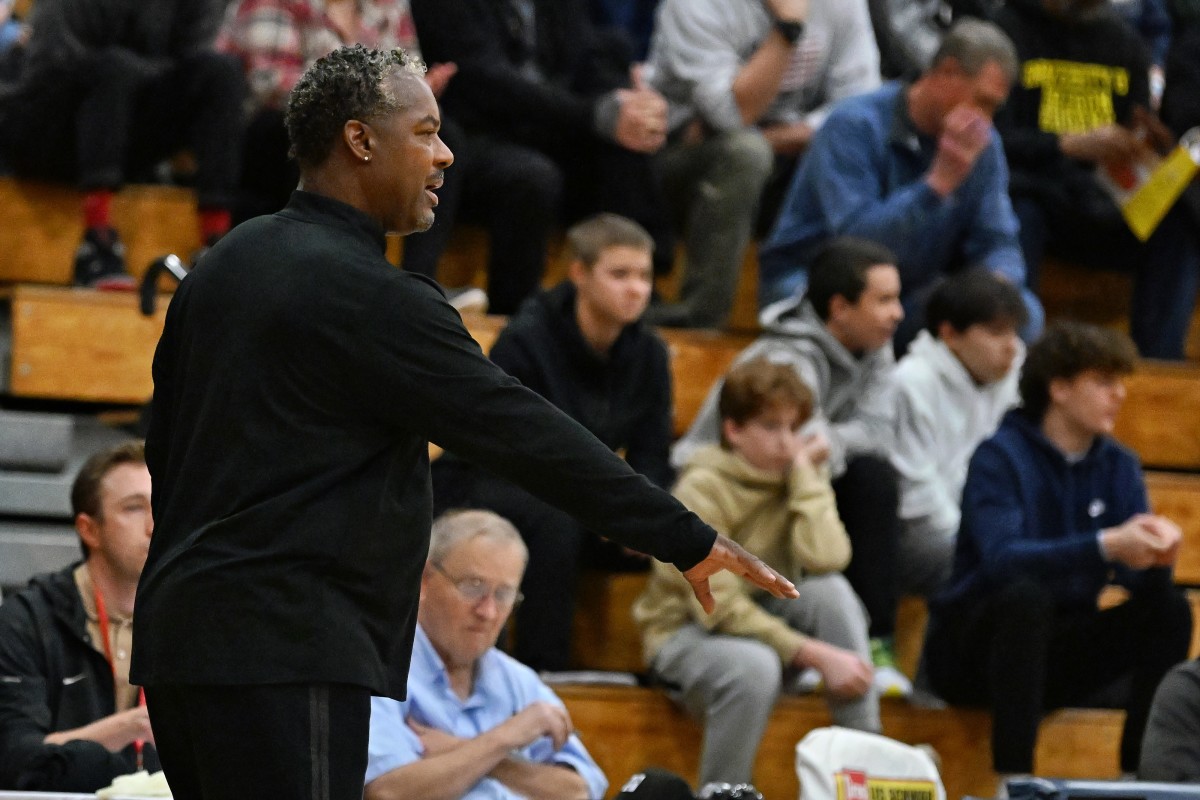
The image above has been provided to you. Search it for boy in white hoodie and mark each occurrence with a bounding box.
[890,268,1027,595]
[635,357,878,786]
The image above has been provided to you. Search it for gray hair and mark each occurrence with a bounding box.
[931,18,1019,84]
[428,509,528,566]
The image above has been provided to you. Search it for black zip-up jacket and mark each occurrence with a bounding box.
[0,566,159,792]
[134,191,715,699]
[487,281,673,489]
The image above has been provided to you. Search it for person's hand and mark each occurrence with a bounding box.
[425,62,457,98]
[497,702,574,752]
[1101,514,1180,569]
[1059,124,1142,165]
[1136,514,1183,567]
[614,65,668,154]
[409,719,466,757]
[927,105,992,196]
[45,706,154,750]
[797,430,830,467]
[1132,105,1176,156]
[793,639,873,699]
[683,534,798,614]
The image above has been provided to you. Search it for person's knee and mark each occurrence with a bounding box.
[711,641,782,708]
[715,129,773,188]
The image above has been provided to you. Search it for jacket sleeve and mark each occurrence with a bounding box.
[487,326,547,396]
[348,276,716,572]
[787,461,852,574]
[672,470,809,663]
[826,351,896,470]
[648,0,747,132]
[1138,661,1200,782]
[960,139,1026,285]
[0,603,133,791]
[624,337,675,490]
[890,375,961,539]
[801,0,881,130]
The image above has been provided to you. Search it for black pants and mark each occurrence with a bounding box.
[832,455,901,640]
[925,577,1192,773]
[4,50,245,210]
[433,460,645,671]
[144,683,370,800]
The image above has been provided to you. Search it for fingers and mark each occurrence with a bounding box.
[688,574,716,615]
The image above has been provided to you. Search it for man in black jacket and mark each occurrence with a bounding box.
[0,441,157,792]
[435,212,671,671]
[134,45,795,800]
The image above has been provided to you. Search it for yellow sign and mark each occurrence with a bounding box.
[835,769,938,800]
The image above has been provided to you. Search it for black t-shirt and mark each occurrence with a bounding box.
[132,191,714,699]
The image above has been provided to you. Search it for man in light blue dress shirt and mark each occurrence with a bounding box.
[364,510,607,800]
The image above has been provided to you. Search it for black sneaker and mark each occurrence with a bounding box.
[74,227,135,290]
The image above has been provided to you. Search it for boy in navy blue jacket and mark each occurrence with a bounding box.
[924,321,1192,787]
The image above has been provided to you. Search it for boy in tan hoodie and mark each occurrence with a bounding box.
[634,357,879,786]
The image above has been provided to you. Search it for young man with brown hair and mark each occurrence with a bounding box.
[435,212,671,672]
[636,357,877,786]
[0,441,157,791]
[924,321,1192,786]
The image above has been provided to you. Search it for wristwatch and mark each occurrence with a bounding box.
[773,17,805,45]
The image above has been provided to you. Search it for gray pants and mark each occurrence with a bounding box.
[651,128,773,327]
[650,573,880,785]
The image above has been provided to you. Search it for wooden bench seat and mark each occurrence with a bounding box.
[557,683,1125,800]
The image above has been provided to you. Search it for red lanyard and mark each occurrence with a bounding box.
[94,586,146,769]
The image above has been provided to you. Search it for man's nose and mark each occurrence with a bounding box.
[434,134,454,169]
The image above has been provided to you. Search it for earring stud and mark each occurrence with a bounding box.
[364,155,371,162]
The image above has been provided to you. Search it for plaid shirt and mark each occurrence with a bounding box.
[219,0,419,114]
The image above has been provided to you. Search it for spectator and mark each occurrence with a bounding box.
[434,213,670,672]
[890,268,1026,595]
[759,18,1043,354]
[994,0,1200,361]
[409,0,671,315]
[0,0,245,288]
[218,0,480,306]
[643,0,880,328]
[1112,0,1173,107]
[635,357,878,786]
[675,237,912,698]
[1162,0,1200,136]
[924,321,1193,784]
[1139,657,1200,782]
[0,442,158,791]
[364,510,607,800]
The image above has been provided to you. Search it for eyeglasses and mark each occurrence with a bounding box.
[431,562,523,609]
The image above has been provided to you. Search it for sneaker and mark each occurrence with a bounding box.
[445,285,488,314]
[870,638,913,698]
[792,667,824,693]
[74,227,134,290]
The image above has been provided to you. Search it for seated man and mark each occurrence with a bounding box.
[994,0,1200,360]
[364,510,607,800]
[635,357,877,786]
[0,442,158,791]
[675,236,911,697]
[890,268,1027,594]
[434,213,671,672]
[0,0,245,287]
[409,0,670,314]
[642,0,880,327]
[1139,656,1200,782]
[759,18,1043,352]
[924,321,1192,785]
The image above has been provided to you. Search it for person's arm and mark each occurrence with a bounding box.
[351,277,794,601]
[959,139,1027,286]
[0,605,138,790]
[826,350,896,466]
[786,457,851,574]
[670,470,810,662]
[889,373,960,539]
[623,336,675,490]
[793,0,881,131]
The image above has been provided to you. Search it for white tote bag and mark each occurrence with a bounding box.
[795,726,945,800]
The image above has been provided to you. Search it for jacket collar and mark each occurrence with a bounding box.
[279,190,388,254]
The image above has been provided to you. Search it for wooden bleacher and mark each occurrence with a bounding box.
[6,176,1200,798]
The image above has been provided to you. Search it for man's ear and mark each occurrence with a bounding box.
[76,513,102,555]
[1048,376,1072,406]
[827,293,851,322]
[343,119,372,161]
[567,259,589,286]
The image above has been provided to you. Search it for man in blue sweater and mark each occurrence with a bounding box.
[923,321,1192,787]
[759,18,1043,352]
